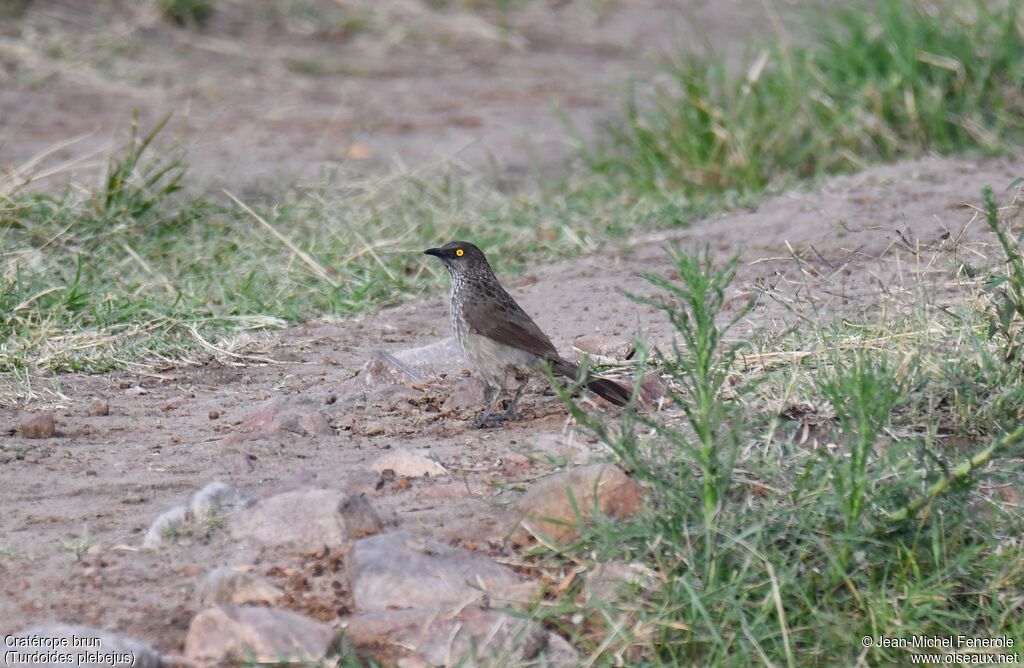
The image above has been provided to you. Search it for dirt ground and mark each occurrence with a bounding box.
[3,151,1022,652]
[0,0,784,192]
[2,0,1024,660]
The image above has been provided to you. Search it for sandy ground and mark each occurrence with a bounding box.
[2,0,1023,659]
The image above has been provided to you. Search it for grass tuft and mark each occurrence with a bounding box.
[585,0,1024,200]
[542,184,1024,665]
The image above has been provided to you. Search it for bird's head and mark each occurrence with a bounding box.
[423,241,491,277]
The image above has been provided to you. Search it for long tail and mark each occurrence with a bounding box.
[552,360,632,407]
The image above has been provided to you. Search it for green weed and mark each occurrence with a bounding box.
[547,228,1024,665]
[159,0,215,28]
[585,0,1024,201]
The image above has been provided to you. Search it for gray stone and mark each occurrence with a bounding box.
[189,481,256,518]
[344,606,577,667]
[141,505,189,549]
[142,481,256,549]
[185,606,339,665]
[392,337,465,375]
[230,488,383,549]
[347,530,537,613]
[440,377,486,412]
[3,624,161,668]
[194,567,284,607]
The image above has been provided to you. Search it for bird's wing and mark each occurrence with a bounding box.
[464,291,560,361]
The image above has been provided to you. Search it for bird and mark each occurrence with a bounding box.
[424,241,632,428]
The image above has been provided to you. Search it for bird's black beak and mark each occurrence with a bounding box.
[424,247,444,258]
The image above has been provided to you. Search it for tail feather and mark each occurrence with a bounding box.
[552,360,632,407]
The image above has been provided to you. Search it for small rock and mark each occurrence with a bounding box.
[19,413,56,439]
[241,397,332,437]
[230,488,383,549]
[347,530,538,612]
[511,464,643,546]
[86,400,109,417]
[124,385,148,396]
[142,505,189,549]
[259,469,322,497]
[195,567,284,607]
[185,606,339,665]
[344,606,577,667]
[142,482,255,549]
[392,337,465,374]
[440,377,486,412]
[528,433,590,463]
[341,468,384,496]
[572,335,635,362]
[360,350,424,387]
[190,481,257,518]
[371,449,447,478]
[229,453,257,474]
[208,410,220,420]
[4,624,161,668]
[583,561,656,603]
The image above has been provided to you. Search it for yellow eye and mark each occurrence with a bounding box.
[455,248,464,257]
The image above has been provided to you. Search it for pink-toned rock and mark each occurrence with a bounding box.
[511,464,643,546]
[185,606,339,665]
[572,335,635,362]
[440,377,486,412]
[344,606,578,667]
[347,531,538,612]
[371,449,447,478]
[19,413,56,439]
[241,397,332,437]
[230,488,383,549]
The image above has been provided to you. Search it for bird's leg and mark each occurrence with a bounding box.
[498,377,529,421]
[472,382,501,429]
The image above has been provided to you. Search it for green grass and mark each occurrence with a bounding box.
[584,0,1024,201]
[158,0,215,27]
[2,0,1024,402]
[540,185,1024,665]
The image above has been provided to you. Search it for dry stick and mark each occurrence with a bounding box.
[888,425,1024,522]
[224,190,340,289]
